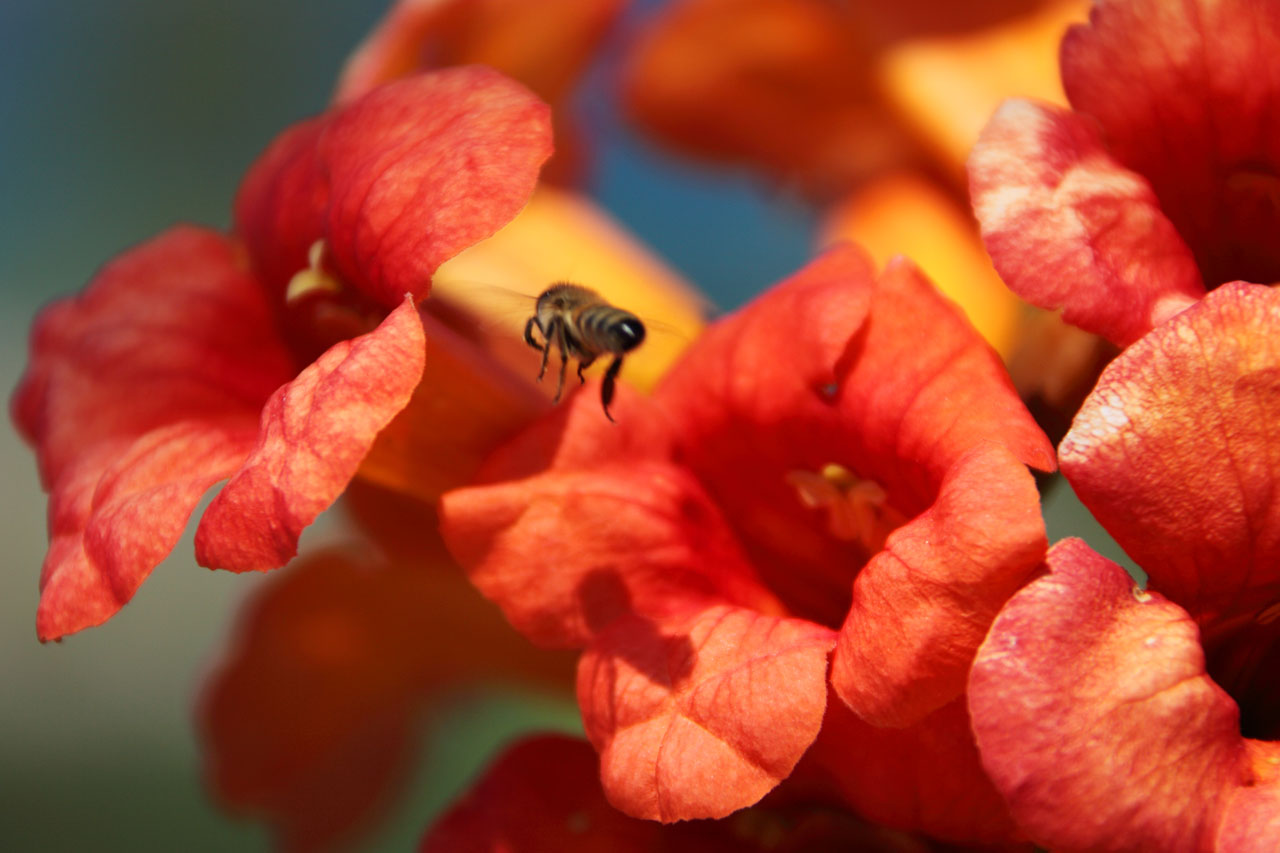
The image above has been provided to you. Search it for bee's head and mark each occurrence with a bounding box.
[614,317,646,351]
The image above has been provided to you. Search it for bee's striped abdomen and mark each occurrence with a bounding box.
[577,305,646,355]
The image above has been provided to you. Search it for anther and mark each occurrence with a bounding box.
[285,240,343,303]
[786,463,903,551]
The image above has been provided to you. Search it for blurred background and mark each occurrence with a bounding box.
[0,1,1125,850]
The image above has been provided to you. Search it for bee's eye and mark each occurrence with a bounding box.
[615,319,645,350]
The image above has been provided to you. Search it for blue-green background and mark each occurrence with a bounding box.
[0,2,1126,850]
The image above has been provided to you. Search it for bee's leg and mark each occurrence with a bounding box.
[576,355,596,385]
[524,317,542,350]
[600,355,624,422]
[553,323,570,403]
[535,318,555,382]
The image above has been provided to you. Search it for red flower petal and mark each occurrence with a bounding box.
[1062,0,1280,288]
[1218,747,1280,852]
[1061,283,1280,620]
[578,605,835,822]
[236,67,552,307]
[420,735,668,853]
[969,539,1250,852]
[969,99,1204,347]
[200,537,575,852]
[421,734,940,852]
[831,441,1046,727]
[657,245,1052,628]
[440,435,784,648]
[11,226,293,640]
[195,296,425,571]
[796,693,1024,845]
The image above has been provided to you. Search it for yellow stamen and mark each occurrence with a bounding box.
[786,463,902,552]
[285,240,343,303]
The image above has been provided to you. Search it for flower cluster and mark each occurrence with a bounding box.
[16,0,1280,850]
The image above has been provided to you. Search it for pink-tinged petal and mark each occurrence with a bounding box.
[1062,0,1280,288]
[832,442,1046,727]
[195,297,425,572]
[1061,283,1280,620]
[578,605,835,822]
[794,693,1024,845]
[969,99,1204,347]
[969,539,1250,853]
[11,226,293,640]
[440,424,784,648]
[236,67,552,307]
[656,245,1051,628]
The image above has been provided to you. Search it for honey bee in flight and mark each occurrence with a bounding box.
[523,283,646,421]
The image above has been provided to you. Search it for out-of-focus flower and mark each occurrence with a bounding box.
[968,0,1280,348]
[335,0,626,183]
[623,0,1082,198]
[419,734,952,852]
[12,67,552,641]
[440,244,1053,841]
[199,483,576,852]
[968,283,1280,851]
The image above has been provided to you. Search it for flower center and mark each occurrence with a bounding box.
[785,463,904,553]
[286,240,343,303]
[281,240,385,362]
[1204,601,1280,740]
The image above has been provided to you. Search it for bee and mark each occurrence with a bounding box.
[523,283,646,421]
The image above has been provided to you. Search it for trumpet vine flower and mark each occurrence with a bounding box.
[13,66,552,640]
[969,0,1280,348]
[969,283,1280,851]
[440,243,1054,840]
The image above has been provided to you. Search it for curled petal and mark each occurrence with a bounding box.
[969,539,1249,853]
[195,297,425,571]
[237,67,552,307]
[579,605,835,822]
[1062,0,1280,287]
[440,430,783,648]
[11,226,293,640]
[1061,283,1280,619]
[969,99,1204,347]
[832,442,1046,726]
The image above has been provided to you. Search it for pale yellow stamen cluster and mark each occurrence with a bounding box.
[285,240,343,303]
[786,463,898,551]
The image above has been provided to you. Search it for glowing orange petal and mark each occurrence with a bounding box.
[882,0,1090,180]
[820,171,1022,354]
